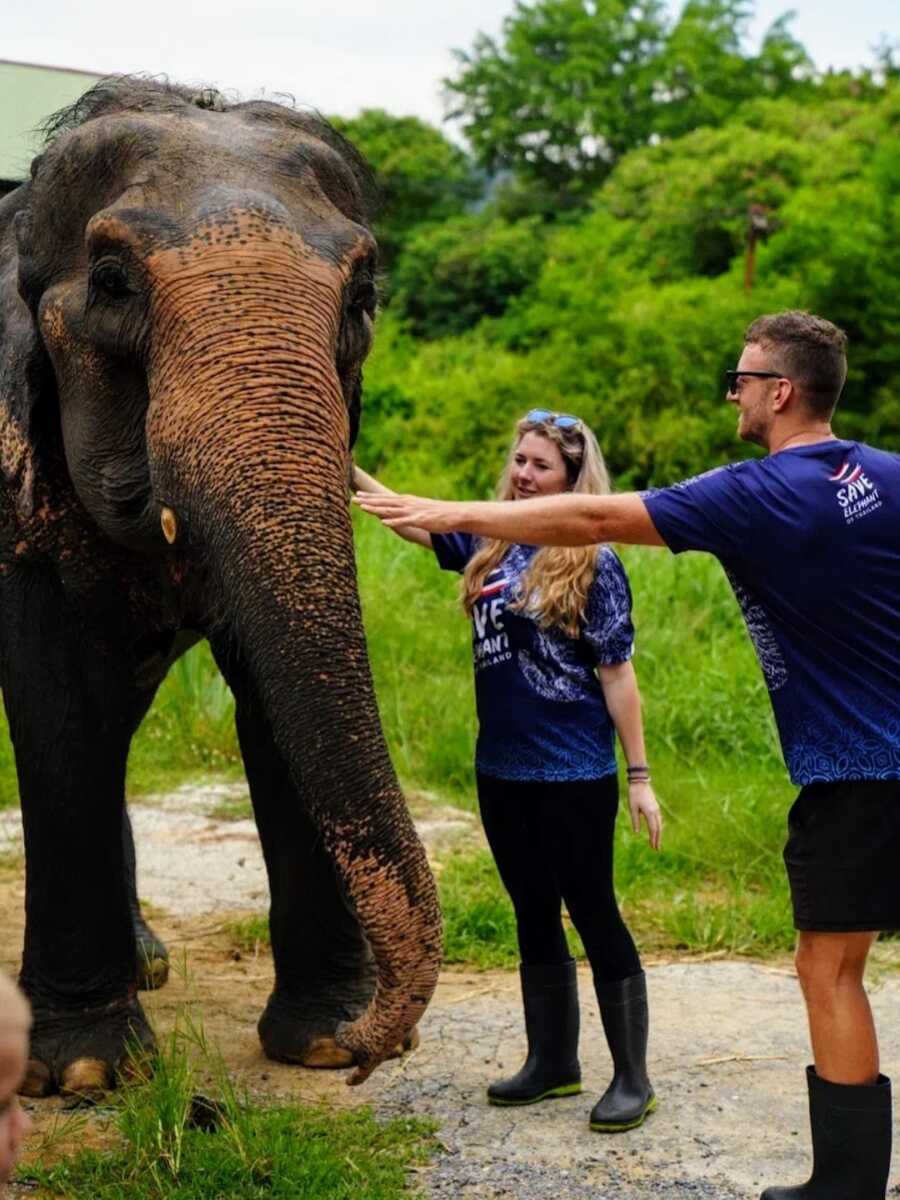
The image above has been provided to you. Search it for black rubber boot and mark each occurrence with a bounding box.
[590,970,656,1132]
[760,1067,892,1199]
[487,960,582,1106]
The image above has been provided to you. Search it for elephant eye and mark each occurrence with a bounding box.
[91,258,132,300]
[349,278,377,320]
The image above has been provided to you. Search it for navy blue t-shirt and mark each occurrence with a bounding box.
[432,534,634,782]
[643,440,900,786]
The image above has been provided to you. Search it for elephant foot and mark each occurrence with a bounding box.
[133,913,170,991]
[21,994,155,1100]
[258,989,420,1069]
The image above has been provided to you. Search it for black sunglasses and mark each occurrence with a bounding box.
[725,370,785,395]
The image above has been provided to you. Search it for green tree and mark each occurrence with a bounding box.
[654,2,812,139]
[331,109,480,267]
[445,0,811,203]
[361,85,898,490]
[445,0,668,201]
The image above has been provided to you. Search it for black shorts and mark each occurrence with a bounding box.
[783,779,900,932]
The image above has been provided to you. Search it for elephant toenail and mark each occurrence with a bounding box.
[19,1059,53,1098]
[302,1037,356,1069]
[61,1057,111,1098]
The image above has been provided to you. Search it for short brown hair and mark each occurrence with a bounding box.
[744,311,848,417]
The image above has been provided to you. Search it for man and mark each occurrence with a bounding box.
[356,311,898,1199]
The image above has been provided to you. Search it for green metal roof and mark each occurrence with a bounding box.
[0,60,101,185]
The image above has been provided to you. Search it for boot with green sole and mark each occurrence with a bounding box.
[590,970,656,1132]
[487,959,582,1106]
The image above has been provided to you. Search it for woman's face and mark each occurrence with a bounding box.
[511,431,570,500]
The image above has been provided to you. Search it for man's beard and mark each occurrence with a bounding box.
[738,410,769,448]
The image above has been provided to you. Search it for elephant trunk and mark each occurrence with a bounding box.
[144,221,441,1081]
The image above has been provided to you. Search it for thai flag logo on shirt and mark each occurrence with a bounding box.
[829,460,863,485]
[828,459,882,524]
[480,571,508,598]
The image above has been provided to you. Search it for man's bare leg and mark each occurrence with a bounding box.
[794,930,878,1083]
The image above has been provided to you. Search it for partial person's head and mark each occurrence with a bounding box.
[727,311,848,448]
[0,974,31,1189]
[499,409,610,501]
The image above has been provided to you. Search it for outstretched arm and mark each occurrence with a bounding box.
[353,489,665,548]
[350,466,434,549]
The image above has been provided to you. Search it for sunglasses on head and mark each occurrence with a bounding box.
[725,370,785,394]
[524,408,582,430]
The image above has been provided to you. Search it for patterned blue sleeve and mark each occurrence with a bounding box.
[583,547,635,665]
[431,531,478,572]
[642,463,753,557]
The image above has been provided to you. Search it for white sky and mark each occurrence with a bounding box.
[4,0,897,130]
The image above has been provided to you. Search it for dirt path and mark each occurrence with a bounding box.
[1,784,898,1198]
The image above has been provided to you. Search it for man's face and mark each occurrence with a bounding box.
[0,1027,30,1187]
[728,343,782,448]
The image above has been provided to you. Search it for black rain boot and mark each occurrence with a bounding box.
[487,960,582,1106]
[760,1066,892,1199]
[590,970,656,1132]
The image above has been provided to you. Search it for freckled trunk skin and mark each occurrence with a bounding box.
[145,217,441,1078]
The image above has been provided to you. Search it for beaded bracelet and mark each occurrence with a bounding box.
[626,764,651,784]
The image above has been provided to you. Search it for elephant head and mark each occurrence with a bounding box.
[1,78,441,1083]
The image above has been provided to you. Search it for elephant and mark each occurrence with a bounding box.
[0,77,442,1098]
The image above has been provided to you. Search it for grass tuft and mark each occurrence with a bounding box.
[20,1008,436,1199]
[227,915,270,956]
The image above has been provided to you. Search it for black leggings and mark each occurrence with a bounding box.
[477,771,641,984]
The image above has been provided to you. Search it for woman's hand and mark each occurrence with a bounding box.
[353,490,464,534]
[628,780,662,851]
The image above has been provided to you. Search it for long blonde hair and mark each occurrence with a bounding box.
[462,414,611,638]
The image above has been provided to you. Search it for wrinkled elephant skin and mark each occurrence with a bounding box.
[0,79,441,1097]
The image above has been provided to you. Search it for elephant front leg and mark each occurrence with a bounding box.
[229,675,417,1069]
[2,577,155,1097]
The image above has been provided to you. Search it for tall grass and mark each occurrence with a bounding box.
[356,518,798,956]
[0,512,800,955]
[354,514,476,803]
[128,646,243,794]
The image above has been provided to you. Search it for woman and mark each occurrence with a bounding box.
[354,410,661,1132]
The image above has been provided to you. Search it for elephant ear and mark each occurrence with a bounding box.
[0,184,54,520]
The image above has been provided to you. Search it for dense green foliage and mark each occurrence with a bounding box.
[358,82,899,491]
[390,214,547,339]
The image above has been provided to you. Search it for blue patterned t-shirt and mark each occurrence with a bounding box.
[432,535,634,782]
[643,440,900,786]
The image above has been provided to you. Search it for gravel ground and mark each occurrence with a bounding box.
[369,959,900,1198]
[2,784,899,1198]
